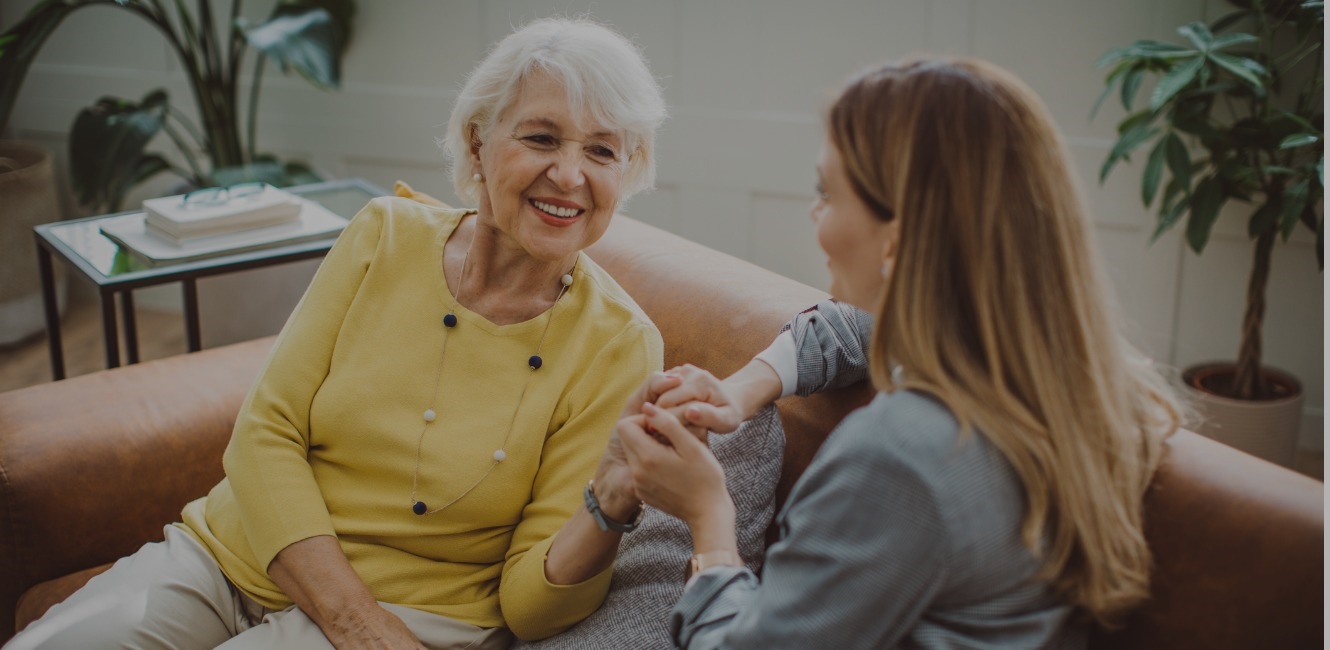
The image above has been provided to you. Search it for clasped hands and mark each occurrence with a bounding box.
[595,365,748,534]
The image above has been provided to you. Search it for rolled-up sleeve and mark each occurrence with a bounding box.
[781,300,874,396]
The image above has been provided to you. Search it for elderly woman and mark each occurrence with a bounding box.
[620,58,1185,649]
[7,17,666,650]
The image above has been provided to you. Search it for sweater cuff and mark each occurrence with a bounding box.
[752,331,797,399]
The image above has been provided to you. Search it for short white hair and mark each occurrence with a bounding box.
[442,17,667,205]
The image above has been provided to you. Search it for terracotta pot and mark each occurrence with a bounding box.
[0,141,67,346]
[1182,362,1304,468]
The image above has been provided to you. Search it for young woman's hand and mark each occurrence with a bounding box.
[620,403,735,550]
[653,360,782,437]
[651,365,746,435]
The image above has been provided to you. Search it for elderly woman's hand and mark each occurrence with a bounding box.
[619,403,734,545]
[591,371,685,518]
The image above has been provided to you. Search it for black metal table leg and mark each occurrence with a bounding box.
[183,279,202,352]
[121,290,139,364]
[36,243,65,380]
[100,289,120,368]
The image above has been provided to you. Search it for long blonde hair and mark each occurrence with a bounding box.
[827,58,1182,626]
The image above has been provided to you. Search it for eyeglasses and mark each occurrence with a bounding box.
[180,181,266,208]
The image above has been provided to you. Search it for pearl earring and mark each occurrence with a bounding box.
[472,173,483,183]
[881,260,893,279]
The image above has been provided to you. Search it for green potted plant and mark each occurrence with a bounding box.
[1094,0,1322,466]
[0,0,356,213]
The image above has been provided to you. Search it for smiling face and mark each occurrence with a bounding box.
[472,71,626,263]
[811,139,898,311]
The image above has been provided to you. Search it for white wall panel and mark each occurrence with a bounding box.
[749,193,829,292]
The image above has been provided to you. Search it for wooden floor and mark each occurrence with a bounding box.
[0,289,1322,481]
[0,288,188,393]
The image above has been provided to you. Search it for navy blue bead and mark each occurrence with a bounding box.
[443,313,457,328]
[528,355,543,370]
[413,501,427,515]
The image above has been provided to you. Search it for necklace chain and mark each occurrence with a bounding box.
[409,234,573,516]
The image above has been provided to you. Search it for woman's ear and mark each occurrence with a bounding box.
[468,124,484,159]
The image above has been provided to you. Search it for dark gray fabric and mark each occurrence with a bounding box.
[782,300,874,396]
[670,391,1086,650]
[518,405,784,650]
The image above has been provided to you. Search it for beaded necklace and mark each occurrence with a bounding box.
[409,236,574,516]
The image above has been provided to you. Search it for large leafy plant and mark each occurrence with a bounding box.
[0,0,355,212]
[1094,0,1322,400]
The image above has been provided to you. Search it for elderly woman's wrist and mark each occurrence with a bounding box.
[592,478,641,522]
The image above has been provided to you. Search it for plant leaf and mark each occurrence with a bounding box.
[1184,176,1224,253]
[1120,67,1145,111]
[1210,33,1259,50]
[1099,123,1160,183]
[1209,52,1267,91]
[1142,137,1167,207]
[69,90,168,210]
[1279,133,1321,149]
[1149,55,1206,111]
[1164,132,1192,193]
[1098,40,1198,68]
[1153,179,1190,242]
[1178,22,1214,50]
[1091,60,1132,118]
[1280,179,1311,240]
[243,0,357,89]
[0,1,100,133]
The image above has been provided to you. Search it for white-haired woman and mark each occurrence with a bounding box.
[619,58,1185,648]
[8,17,667,650]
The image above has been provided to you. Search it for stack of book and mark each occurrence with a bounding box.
[99,184,350,267]
[143,184,302,243]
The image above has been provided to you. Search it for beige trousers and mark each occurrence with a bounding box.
[6,525,513,650]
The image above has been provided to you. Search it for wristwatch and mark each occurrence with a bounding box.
[687,550,744,580]
[584,480,645,533]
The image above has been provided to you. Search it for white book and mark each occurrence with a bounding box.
[100,198,349,267]
[142,184,302,241]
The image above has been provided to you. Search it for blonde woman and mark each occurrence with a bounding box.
[619,58,1183,648]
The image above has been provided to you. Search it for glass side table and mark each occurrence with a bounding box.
[34,178,387,380]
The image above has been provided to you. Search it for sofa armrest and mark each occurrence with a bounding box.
[0,336,274,639]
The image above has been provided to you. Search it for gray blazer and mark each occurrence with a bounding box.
[671,301,1084,649]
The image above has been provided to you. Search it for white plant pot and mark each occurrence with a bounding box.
[1183,363,1304,468]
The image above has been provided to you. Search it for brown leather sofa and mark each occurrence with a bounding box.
[1,216,1323,648]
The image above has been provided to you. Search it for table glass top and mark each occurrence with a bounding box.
[40,180,383,281]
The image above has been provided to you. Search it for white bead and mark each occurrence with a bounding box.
[493,449,507,462]
[472,173,483,182]
[423,409,436,422]
[561,274,573,287]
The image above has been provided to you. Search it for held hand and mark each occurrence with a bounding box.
[653,365,747,435]
[619,402,732,530]
[593,372,682,519]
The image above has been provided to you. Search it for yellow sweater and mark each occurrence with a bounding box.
[179,197,663,640]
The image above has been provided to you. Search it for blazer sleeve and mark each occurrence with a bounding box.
[669,410,949,649]
[781,300,874,397]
